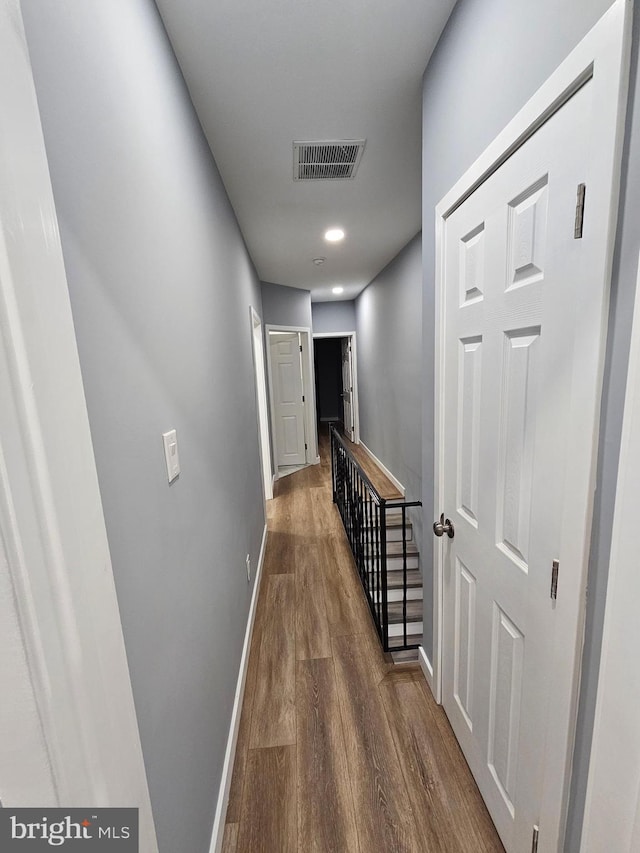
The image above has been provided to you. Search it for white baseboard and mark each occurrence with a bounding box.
[359,441,405,496]
[209,523,268,853]
[418,645,436,699]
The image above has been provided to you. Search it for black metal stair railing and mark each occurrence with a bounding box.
[330,425,422,653]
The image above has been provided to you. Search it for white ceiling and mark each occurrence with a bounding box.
[155,0,457,302]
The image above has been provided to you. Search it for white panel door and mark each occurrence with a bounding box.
[270,333,306,467]
[341,338,354,441]
[441,79,601,851]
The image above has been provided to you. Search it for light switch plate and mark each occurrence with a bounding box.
[162,429,180,483]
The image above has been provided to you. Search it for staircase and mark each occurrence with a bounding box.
[378,509,423,661]
[330,426,423,660]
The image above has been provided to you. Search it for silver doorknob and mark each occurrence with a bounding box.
[433,513,455,539]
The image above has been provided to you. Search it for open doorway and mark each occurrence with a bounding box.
[313,331,359,443]
[250,307,272,500]
[266,325,318,479]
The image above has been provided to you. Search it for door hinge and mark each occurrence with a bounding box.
[299,344,303,352]
[531,825,539,853]
[551,559,560,600]
[305,443,308,450]
[574,183,586,239]
[302,395,305,402]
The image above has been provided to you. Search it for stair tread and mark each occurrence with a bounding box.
[365,541,419,557]
[385,508,416,521]
[390,648,420,663]
[367,516,413,530]
[362,507,414,522]
[388,633,422,649]
[386,541,418,556]
[386,569,422,590]
[387,599,423,623]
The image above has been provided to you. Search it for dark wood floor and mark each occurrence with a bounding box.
[223,431,503,853]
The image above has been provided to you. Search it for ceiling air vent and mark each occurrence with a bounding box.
[293,139,366,181]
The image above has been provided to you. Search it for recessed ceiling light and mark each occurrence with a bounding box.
[332,286,344,295]
[313,257,326,265]
[324,228,345,243]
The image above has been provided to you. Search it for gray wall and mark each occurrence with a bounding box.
[261,281,312,328]
[311,300,356,334]
[355,233,423,560]
[22,2,266,852]
[420,0,640,847]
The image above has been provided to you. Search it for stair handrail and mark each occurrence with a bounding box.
[329,425,422,652]
[329,425,386,504]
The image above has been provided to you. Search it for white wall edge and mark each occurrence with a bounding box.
[208,522,268,853]
[418,646,436,698]
[249,306,273,502]
[0,4,158,844]
[580,250,640,851]
[359,441,405,496]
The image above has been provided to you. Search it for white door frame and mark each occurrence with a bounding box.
[265,324,319,470]
[431,0,631,844]
[581,252,640,852]
[250,307,273,500]
[312,331,360,444]
[0,1,157,846]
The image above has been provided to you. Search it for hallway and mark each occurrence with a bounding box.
[223,435,503,852]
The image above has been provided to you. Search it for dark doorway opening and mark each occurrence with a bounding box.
[314,337,343,429]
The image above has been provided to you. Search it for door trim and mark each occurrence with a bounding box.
[432,0,631,845]
[312,331,360,444]
[581,252,640,851]
[250,307,273,500]
[266,325,319,469]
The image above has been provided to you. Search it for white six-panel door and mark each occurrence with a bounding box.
[441,78,598,851]
[270,333,307,467]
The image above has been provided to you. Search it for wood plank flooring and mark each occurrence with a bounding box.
[237,746,297,852]
[248,574,296,749]
[225,428,503,852]
[295,544,331,661]
[296,658,360,852]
